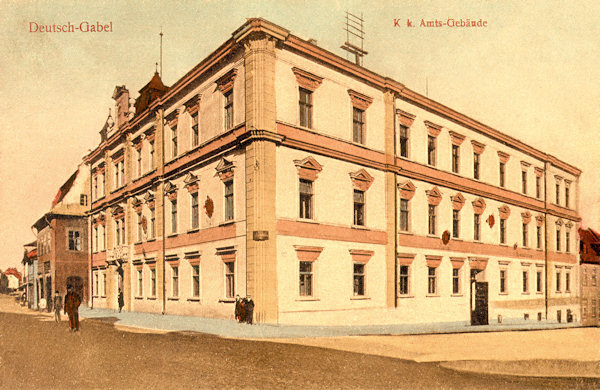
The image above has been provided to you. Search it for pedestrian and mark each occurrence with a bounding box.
[118,288,124,313]
[234,295,241,321]
[245,297,254,325]
[53,290,63,323]
[64,285,81,332]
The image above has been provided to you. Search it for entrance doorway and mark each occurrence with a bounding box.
[470,269,488,325]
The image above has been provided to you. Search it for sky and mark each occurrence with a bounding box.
[1,0,599,271]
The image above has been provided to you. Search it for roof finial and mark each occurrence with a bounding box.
[155,62,158,74]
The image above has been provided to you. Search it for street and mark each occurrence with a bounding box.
[0,295,597,389]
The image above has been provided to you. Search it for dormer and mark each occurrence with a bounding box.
[134,71,169,115]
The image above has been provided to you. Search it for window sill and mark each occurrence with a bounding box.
[350,296,370,300]
[134,241,142,245]
[499,292,509,296]
[397,295,414,299]
[147,297,157,301]
[146,239,156,243]
[187,297,201,302]
[219,220,235,227]
[167,233,178,238]
[134,297,143,300]
[398,230,414,236]
[522,292,530,295]
[427,234,438,239]
[187,228,200,234]
[296,297,319,302]
[297,218,318,224]
[451,294,464,297]
[426,294,440,298]
[536,291,544,295]
[167,297,179,301]
[351,225,368,230]
[219,298,235,303]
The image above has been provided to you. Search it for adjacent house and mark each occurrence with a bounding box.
[579,228,600,326]
[83,18,581,326]
[4,268,22,290]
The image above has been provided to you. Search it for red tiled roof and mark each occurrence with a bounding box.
[4,268,22,282]
[51,170,78,207]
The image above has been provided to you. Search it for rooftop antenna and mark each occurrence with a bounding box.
[341,11,367,66]
[159,28,163,78]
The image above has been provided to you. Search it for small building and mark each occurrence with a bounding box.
[31,164,90,310]
[22,244,38,308]
[3,268,22,290]
[579,228,600,326]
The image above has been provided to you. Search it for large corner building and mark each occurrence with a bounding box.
[84,18,581,326]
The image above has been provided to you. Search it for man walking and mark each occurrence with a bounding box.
[64,285,81,332]
[53,290,62,323]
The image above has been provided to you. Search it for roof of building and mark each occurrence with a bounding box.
[4,268,22,282]
[579,227,600,264]
[51,169,78,207]
[22,248,37,264]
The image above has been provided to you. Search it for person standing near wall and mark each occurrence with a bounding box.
[53,290,62,322]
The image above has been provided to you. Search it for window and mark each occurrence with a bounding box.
[299,88,312,128]
[80,194,88,206]
[151,268,156,297]
[171,127,178,157]
[224,90,233,130]
[451,145,460,173]
[522,270,529,293]
[99,171,105,197]
[353,263,365,296]
[500,270,507,293]
[452,268,460,294]
[353,190,365,226]
[114,218,125,246]
[522,223,528,247]
[399,125,409,158]
[94,272,98,296]
[555,269,562,292]
[299,261,313,297]
[172,266,179,297]
[102,272,106,296]
[93,176,98,199]
[427,267,437,295]
[565,271,571,292]
[136,148,142,177]
[352,107,365,144]
[473,152,480,180]
[191,113,199,147]
[399,199,410,232]
[522,171,527,194]
[565,230,570,253]
[537,226,542,249]
[137,268,143,296]
[536,176,541,199]
[565,186,570,208]
[428,205,437,235]
[150,141,155,170]
[191,193,199,229]
[137,213,143,242]
[427,135,436,166]
[536,270,543,293]
[555,183,560,205]
[474,214,481,241]
[556,227,561,251]
[398,265,409,295]
[171,199,178,234]
[93,226,98,252]
[224,181,234,221]
[452,210,460,238]
[299,179,313,219]
[68,231,81,251]
[225,262,235,298]
[500,218,506,244]
[150,208,155,239]
[499,162,505,187]
[192,265,200,297]
[120,161,125,186]
[100,225,106,251]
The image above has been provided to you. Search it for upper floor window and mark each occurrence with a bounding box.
[68,230,81,251]
[474,213,481,241]
[171,199,178,234]
[93,176,98,199]
[500,218,506,244]
[299,179,314,220]
[428,205,437,235]
[536,176,541,199]
[565,184,570,208]
[399,125,409,158]
[191,113,199,147]
[522,223,529,247]
[556,226,561,251]
[451,144,460,174]
[452,210,460,238]
[499,162,506,188]
[171,127,178,157]
[353,189,365,226]
[522,171,527,194]
[352,107,365,144]
[149,141,155,170]
[473,152,480,180]
[224,181,234,221]
[80,194,88,206]
[136,148,142,177]
[113,159,124,188]
[565,229,571,253]
[191,192,199,230]
[536,225,542,249]
[224,90,233,130]
[427,136,436,166]
[555,182,560,205]
[399,198,410,232]
[299,88,312,128]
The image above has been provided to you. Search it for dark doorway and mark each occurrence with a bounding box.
[470,270,488,325]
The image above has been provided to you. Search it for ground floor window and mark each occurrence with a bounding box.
[137,268,143,297]
[427,267,437,295]
[192,265,200,297]
[151,268,156,297]
[172,266,179,297]
[398,265,409,295]
[452,268,460,294]
[353,263,365,296]
[299,261,313,297]
[225,262,235,298]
